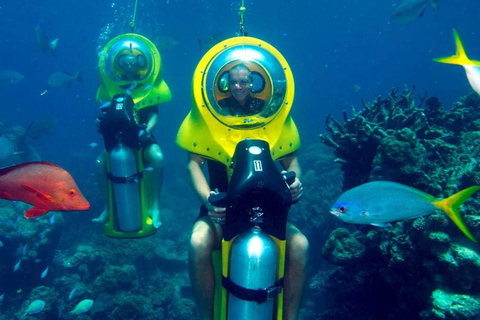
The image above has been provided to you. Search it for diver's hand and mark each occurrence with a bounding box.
[288,176,304,202]
[138,128,151,141]
[95,114,104,131]
[207,191,226,224]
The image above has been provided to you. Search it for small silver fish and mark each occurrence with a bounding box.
[68,285,78,300]
[13,260,21,272]
[99,100,111,109]
[48,71,82,89]
[391,0,439,24]
[0,70,24,88]
[58,299,64,318]
[126,81,137,96]
[26,118,59,140]
[35,26,58,56]
[23,299,46,316]
[41,266,49,279]
[69,299,94,315]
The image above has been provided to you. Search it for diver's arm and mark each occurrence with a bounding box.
[186,152,226,219]
[137,108,158,141]
[145,111,158,134]
[280,152,302,179]
[186,152,211,207]
[280,152,304,202]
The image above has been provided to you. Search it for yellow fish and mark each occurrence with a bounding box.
[434,29,480,96]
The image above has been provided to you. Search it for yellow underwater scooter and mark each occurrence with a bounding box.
[97,32,171,238]
[176,31,300,319]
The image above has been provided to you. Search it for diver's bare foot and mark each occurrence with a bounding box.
[92,210,108,223]
[150,208,162,228]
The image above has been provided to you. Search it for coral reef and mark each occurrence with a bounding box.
[320,87,480,193]
[312,89,480,319]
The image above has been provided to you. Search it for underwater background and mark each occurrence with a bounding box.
[1,0,480,319]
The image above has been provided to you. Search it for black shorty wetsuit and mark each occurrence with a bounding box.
[136,105,159,155]
[218,96,264,116]
[197,160,229,220]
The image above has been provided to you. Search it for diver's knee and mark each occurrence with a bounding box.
[190,219,221,257]
[190,229,214,257]
[145,144,164,167]
[287,231,309,262]
[95,152,107,180]
[95,152,106,168]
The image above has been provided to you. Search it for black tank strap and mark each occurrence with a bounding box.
[222,276,284,304]
[108,171,143,184]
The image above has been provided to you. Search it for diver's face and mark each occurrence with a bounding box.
[228,69,252,105]
[122,55,139,79]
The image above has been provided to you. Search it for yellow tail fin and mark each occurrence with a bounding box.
[433,186,479,242]
[433,29,480,67]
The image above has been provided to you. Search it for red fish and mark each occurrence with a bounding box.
[0,161,90,218]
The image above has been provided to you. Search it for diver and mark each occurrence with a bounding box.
[93,34,172,233]
[177,40,309,317]
[186,151,307,320]
[218,64,264,116]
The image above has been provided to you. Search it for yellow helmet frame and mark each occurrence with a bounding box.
[97,33,171,108]
[176,36,300,166]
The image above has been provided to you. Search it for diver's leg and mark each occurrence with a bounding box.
[189,218,223,320]
[92,151,109,222]
[143,143,164,228]
[284,222,309,320]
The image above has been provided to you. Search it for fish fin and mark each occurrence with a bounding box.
[24,207,49,219]
[50,38,59,56]
[21,185,55,204]
[370,223,392,228]
[0,189,16,200]
[0,161,61,176]
[418,8,425,18]
[429,0,439,11]
[434,30,480,67]
[74,70,83,83]
[433,186,480,242]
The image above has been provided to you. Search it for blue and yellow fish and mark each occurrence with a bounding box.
[330,181,479,242]
[434,29,480,96]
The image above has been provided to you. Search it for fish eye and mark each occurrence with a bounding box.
[68,189,77,197]
[338,206,346,213]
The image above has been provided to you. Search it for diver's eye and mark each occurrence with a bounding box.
[338,206,346,213]
[68,189,77,197]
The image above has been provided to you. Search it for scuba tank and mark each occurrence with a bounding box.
[228,226,278,320]
[108,142,141,231]
[209,139,295,319]
[99,94,144,233]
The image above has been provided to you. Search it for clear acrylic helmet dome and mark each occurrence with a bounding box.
[203,44,288,129]
[103,36,155,85]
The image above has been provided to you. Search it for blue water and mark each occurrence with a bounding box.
[0,0,479,318]
[2,1,479,152]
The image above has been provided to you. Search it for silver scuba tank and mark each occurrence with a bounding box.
[109,142,142,232]
[228,226,278,320]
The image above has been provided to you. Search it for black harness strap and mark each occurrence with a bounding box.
[108,171,143,184]
[222,276,284,304]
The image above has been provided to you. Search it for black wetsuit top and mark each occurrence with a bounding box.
[218,96,264,116]
[197,160,229,219]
